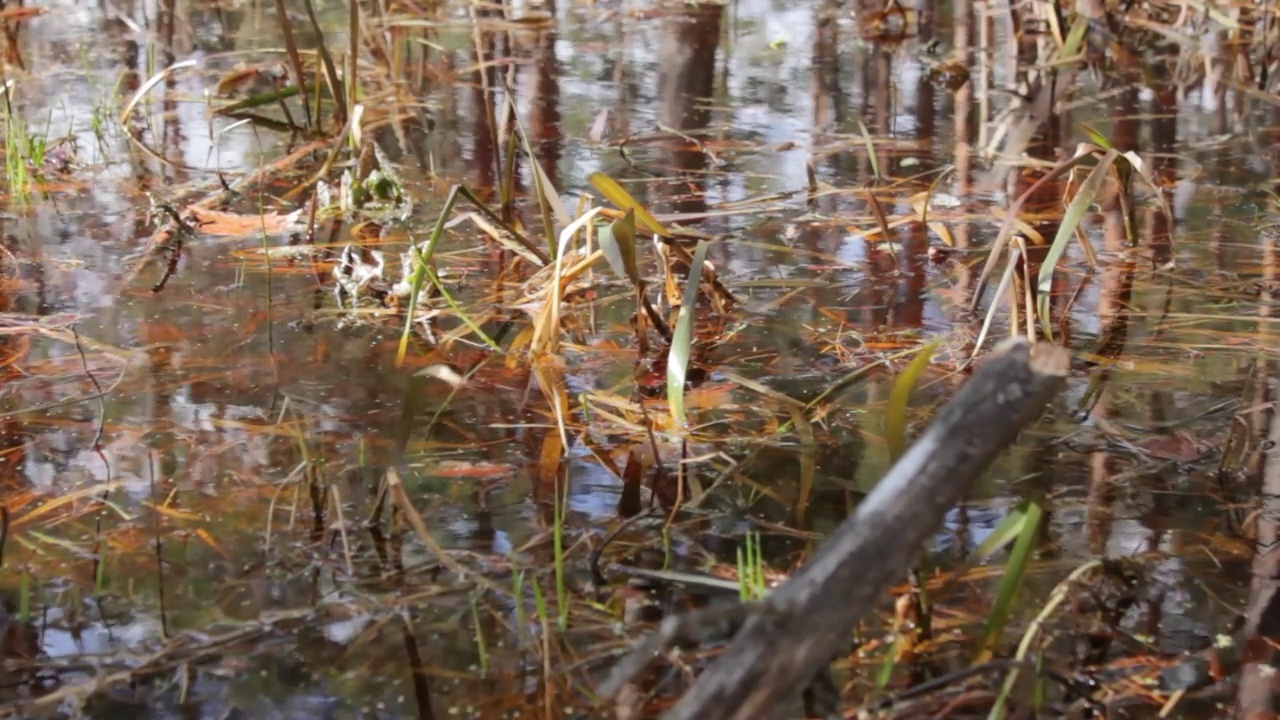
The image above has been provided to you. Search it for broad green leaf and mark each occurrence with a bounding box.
[667,240,710,426]
[885,340,939,461]
[588,172,671,238]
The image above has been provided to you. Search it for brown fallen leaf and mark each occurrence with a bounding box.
[187,207,302,237]
[0,6,45,21]
[1132,430,1214,463]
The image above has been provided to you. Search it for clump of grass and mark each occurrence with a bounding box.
[736,531,767,602]
[2,86,52,207]
[4,111,31,205]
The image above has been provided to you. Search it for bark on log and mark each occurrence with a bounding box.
[1237,376,1280,717]
[662,337,1070,720]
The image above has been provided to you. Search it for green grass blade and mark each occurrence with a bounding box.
[554,474,568,631]
[396,186,463,367]
[1077,122,1111,151]
[969,150,1098,314]
[300,0,345,126]
[876,638,899,688]
[523,139,569,230]
[588,172,670,238]
[424,265,501,352]
[1036,150,1118,336]
[971,503,1034,561]
[215,86,302,115]
[396,184,552,366]
[885,340,939,461]
[1059,12,1090,59]
[989,559,1104,720]
[469,592,489,676]
[667,240,710,426]
[975,497,1042,665]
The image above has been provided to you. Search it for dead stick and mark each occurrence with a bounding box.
[625,337,1069,720]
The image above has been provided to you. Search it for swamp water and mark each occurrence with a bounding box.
[0,0,1274,717]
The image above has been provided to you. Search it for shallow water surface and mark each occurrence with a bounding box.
[0,0,1275,717]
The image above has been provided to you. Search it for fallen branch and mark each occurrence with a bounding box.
[602,337,1071,720]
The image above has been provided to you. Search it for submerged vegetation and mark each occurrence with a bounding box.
[0,0,1277,717]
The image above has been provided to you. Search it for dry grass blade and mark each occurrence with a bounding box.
[864,188,893,241]
[855,118,881,180]
[1119,149,1175,253]
[910,167,956,247]
[384,467,503,595]
[347,0,359,126]
[968,244,1023,366]
[11,482,125,527]
[588,172,671,238]
[119,60,199,126]
[532,207,606,356]
[467,212,551,266]
[988,559,1104,720]
[969,147,1101,313]
[301,0,346,127]
[508,91,571,241]
[272,0,313,130]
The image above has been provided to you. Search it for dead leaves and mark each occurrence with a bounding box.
[187,207,303,238]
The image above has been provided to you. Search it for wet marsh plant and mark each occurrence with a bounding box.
[511,562,528,643]
[470,591,490,676]
[1,91,44,205]
[736,531,767,602]
[967,139,1171,351]
[553,472,569,632]
[3,110,29,204]
[6,0,1275,716]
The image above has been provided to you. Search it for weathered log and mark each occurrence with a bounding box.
[1236,376,1280,716]
[652,338,1070,720]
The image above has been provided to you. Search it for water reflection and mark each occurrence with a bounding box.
[0,0,1273,716]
